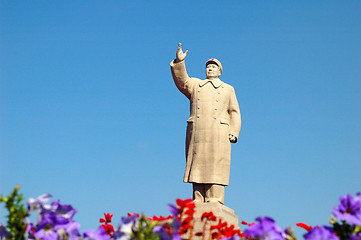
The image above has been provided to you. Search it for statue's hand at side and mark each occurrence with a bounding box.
[176,43,188,63]
[229,134,237,143]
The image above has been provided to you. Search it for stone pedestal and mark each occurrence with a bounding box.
[182,202,240,240]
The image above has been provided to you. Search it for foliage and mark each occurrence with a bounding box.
[0,184,28,240]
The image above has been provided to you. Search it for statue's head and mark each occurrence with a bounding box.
[206,58,222,79]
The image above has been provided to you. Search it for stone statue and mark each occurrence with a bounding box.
[170,43,241,205]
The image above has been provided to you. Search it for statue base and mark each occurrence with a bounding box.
[181,202,240,240]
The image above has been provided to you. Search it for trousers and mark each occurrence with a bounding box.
[192,183,225,204]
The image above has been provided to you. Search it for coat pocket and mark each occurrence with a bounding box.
[220,118,230,125]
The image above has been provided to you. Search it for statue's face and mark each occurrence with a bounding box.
[206,63,221,79]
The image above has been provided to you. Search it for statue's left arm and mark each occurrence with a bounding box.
[229,87,241,143]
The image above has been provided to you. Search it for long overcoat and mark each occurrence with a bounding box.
[170,60,241,186]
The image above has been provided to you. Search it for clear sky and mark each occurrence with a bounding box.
[0,1,360,238]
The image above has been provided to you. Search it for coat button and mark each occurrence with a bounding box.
[197,107,200,109]
[216,99,219,102]
[197,116,200,118]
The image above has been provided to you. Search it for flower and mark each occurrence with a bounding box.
[303,226,338,240]
[221,236,241,240]
[168,204,178,216]
[121,213,139,225]
[209,218,242,239]
[50,200,78,220]
[154,225,172,240]
[114,213,139,239]
[27,197,80,240]
[83,227,110,240]
[63,221,81,240]
[103,213,113,223]
[27,193,53,213]
[332,193,361,226]
[33,227,58,240]
[296,222,312,231]
[244,216,285,240]
[0,224,11,240]
[176,199,195,235]
[99,213,115,237]
[350,232,361,240]
[33,212,70,239]
[101,224,114,237]
[241,220,255,226]
[201,212,217,222]
[147,215,173,222]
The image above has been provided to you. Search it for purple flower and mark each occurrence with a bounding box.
[50,200,78,220]
[350,232,361,240]
[221,236,241,240]
[112,229,125,239]
[28,194,53,223]
[244,216,285,240]
[27,193,53,212]
[121,214,138,225]
[168,204,178,216]
[37,212,70,230]
[33,212,70,240]
[25,221,36,239]
[34,227,58,240]
[332,193,361,225]
[153,224,181,240]
[0,224,11,240]
[54,221,81,240]
[303,226,338,240]
[153,225,172,240]
[83,227,110,240]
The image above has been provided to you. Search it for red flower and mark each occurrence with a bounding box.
[296,222,312,231]
[212,231,220,239]
[184,209,195,216]
[147,215,174,222]
[101,224,114,237]
[201,211,217,222]
[104,213,113,223]
[163,225,174,236]
[182,216,193,225]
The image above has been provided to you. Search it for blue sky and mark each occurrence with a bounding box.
[0,1,360,238]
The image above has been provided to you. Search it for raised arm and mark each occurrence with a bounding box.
[170,43,193,99]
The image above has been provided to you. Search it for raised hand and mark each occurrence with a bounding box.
[176,43,188,62]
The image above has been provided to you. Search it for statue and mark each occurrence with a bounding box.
[170,43,241,205]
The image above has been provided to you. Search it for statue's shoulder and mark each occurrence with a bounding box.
[220,81,234,90]
[190,77,202,83]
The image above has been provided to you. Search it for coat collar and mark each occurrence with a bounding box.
[199,78,224,88]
